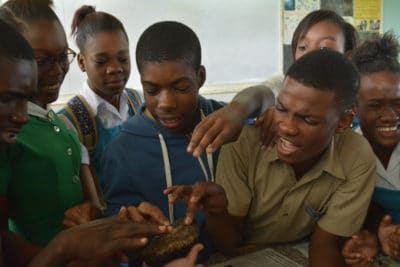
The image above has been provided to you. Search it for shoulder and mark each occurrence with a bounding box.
[335,129,375,161]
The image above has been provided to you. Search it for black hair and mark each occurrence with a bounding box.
[291,9,358,59]
[0,18,34,61]
[136,21,201,72]
[352,32,400,75]
[2,0,61,26]
[286,48,359,111]
[71,5,128,54]
[0,6,26,33]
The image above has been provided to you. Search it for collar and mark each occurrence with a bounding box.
[266,133,346,182]
[28,101,52,119]
[80,81,129,117]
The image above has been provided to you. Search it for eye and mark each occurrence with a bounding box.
[303,117,319,126]
[297,44,307,52]
[275,103,286,113]
[118,57,129,64]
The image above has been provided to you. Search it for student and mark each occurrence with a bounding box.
[58,6,142,207]
[166,49,376,266]
[342,33,400,266]
[0,16,201,267]
[101,20,274,259]
[187,9,359,157]
[0,1,99,265]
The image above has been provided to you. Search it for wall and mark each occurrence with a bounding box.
[383,0,400,35]
[51,0,281,103]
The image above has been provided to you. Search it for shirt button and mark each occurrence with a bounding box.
[72,175,80,184]
[54,126,60,132]
[67,148,72,156]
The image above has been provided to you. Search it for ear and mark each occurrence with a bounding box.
[196,65,206,89]
[335,110,354,133]
[77,53,86,72]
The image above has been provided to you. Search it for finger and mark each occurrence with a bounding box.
[185,244,204,264]
[63,218,79,228]
[126,206,146,223]
[185,183,207,224]
[187,119,214,154]
[206,128,232,154]
[163,185,179,195]
[118,206,127,221]
[380,215,393,228]
[192,123,223,157]
[101,237,149,258]
[138,202,170,225]
[169,186,192,204]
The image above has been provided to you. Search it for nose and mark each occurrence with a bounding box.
[10,100,29,126]
[278,116,299,137]
[380,106,399,122]
[157,89,177,111]
[106,61,123,75]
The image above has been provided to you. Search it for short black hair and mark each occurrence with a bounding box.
[71,5,128,54]
[136,21,201,73]
[0,18,34,61]
[2,0,61,26]
[286,48,359,112]
[291,9,358,59]
[352,32,400,75]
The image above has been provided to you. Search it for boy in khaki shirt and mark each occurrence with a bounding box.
[166,49,376,266]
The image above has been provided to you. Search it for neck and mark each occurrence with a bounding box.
[371,143,396,169]
[31,98,47,109]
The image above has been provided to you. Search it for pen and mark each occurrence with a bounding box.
[245,118,257,125]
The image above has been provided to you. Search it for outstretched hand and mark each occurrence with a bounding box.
[187,102,248,158]
[341,230,377,267]
[378,215,400,256]
[163,182,228,225]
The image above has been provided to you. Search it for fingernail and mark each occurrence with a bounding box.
[158,225,166,231]
[163,221,170,226]
[140,238,148,244]
[119,206,126,211]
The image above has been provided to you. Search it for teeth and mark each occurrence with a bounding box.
[377,126,398,132]
[44,84,60,90]
[281,138,296,148]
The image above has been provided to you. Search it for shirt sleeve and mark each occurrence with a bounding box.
[216,127,254,217]
[261,74,284,97]
[317,139,376,237]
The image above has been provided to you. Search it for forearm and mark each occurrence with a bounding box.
[1,230,42,267]
[309,234,344,267]
[206,211,243,256]
[28,229,80,267]
[231,84,275,118]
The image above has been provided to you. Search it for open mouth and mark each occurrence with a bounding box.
[158,117,181,130]
[376,125,400,137]
[278,137,300,156]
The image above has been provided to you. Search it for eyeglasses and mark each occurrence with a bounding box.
[35,48,76,72]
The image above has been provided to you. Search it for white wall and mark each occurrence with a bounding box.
[51,1,281,102]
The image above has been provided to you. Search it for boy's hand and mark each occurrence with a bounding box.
[341,230,377,267]
[187,103,248,158]
[164,243,203,267]
[124,202,171,227]
[164,182,228,225]
[378,215,400,256]
[254,107,277,150]
[63,202,101,228]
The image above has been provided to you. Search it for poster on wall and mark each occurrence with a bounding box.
[354,0,382,33]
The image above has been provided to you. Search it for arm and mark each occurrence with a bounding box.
[0,196,42,267]
[28,207,169,267]
[187,84,275,157]
[309,225,343,267]
[79,164,103,209]
[206,210,244,255]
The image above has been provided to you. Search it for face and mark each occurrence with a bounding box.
[294,21,345,60]
[140,61,205,135]
[23,20,69,106]
[78,31,130,102]
[0,58,37,149]
[275,78,345,174]
[355,71,400,151]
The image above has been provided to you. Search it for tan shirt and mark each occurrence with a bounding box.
[216,126,376,245]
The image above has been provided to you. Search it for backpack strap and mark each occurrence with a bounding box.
[64,95,98,153]
[125,88,143,114]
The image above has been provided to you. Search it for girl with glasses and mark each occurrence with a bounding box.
[0,1,101,266]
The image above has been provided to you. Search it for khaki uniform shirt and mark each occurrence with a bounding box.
[216,126,376,245]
